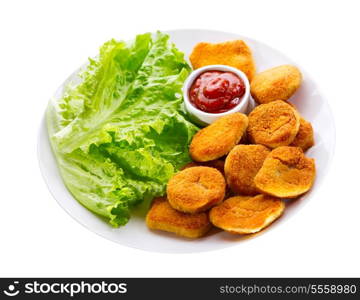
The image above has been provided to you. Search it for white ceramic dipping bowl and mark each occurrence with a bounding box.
[183,65,250,126]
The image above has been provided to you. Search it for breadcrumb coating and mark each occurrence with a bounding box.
[146,197,212,238]
[190,113,248,162]
[225,145,270,195]
[209,195,285,234]
[247,101,300,148]
[290,118,314,151]
[250,65,302,104]
[254,146,316,198]
[167,166,226,213]
[190,40,256,81]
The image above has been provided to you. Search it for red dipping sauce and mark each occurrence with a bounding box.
[189,71,245,113]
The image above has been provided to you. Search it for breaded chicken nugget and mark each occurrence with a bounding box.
[190,40,256,81]
[190,113,248,162]
[209,195,285,234]
[181,160,225,174]
[225,145,270,195]
[167,166,226,213]
[181,160,231,197]
[146,197,212,238]
[282,103,315,151]
[254,146,316,198]
[247,100,300,148]
[250,65,302,104]
[290,118,314,151]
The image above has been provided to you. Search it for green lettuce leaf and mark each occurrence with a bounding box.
[47,32,198,226]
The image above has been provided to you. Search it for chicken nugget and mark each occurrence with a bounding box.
[290,118,314,151]
[190,40,256,81]
[225,145,270,195]
[167,166,226,213]
[190,113,248,162]
[247,100,300,148]
[146,197,212,238]
[250,65,302,104]
[181,160,225,174]
[182,160,232,197]
[209,195,285,234]
[282,103,315,151]
[254,146,316,198]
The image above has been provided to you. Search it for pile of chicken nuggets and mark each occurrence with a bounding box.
[146,39,316,239]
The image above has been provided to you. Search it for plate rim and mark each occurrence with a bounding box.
[37,28,336,253]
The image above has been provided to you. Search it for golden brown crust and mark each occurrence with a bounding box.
[290,118,315,151]
[190,113,248,162]
[254,146,316,198]
[250,65,302,104]
[146,197,212,238]
[209,195,285,234]
[167,166,226,214]
[225,145,270,195]
[189,40,256,81]
[247,100,300,148]
[181,160,232,198]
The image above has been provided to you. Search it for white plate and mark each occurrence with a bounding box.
[38,29,336,253]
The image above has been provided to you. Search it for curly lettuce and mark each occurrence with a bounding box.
[47,32,198,226]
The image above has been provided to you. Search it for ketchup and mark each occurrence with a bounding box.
[189,71,245,113]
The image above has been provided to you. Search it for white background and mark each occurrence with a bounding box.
[1,0,359,277]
